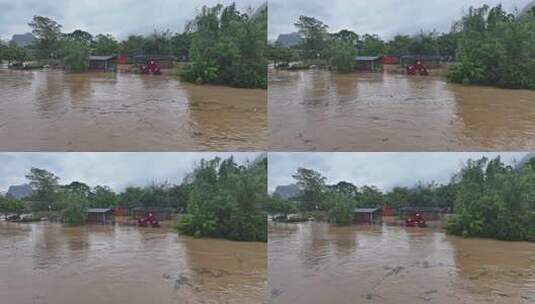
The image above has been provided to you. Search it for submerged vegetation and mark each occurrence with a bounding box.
[448,5,535,89]
[446,157,535,241]
[179,3,267,88]
[270,4,535,89]
[176,156,268,242]
[271,156,535,242]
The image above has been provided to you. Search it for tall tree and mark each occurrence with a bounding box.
[28,16,62,59]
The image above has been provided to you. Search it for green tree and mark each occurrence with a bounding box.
[176,156,267,242]
[60,192,88,226]
[180,3,267,88]
[294,16,329,59]
[28,15,63,59]
[327,40,356,72]
[120,35,146,56]
[292,167,326,211]
[327,193,355,226]
[92,34,119,56]
[0,196,26,216]
[25,168,60,211]
[359,34,385,56]
[62,40,90,72]
[89,185,117,208]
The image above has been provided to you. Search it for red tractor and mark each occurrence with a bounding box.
[139,59,162,75]
[137,212,160,228]
[405,213,427,228]
[406,61,429,76]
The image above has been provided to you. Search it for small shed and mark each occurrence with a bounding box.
[399,207,443,221]
[353,207,383,224]
[400,55,442,69]
[88,55,117,71]
[383,55,400,65]
[354,56,384,72]
[132,207,174,221]
[118,54,133,64]
[87,208,115,224]
[133,55,177,69]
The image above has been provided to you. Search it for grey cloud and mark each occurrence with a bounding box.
[0,152,261,193]
[268,152,528,193]
[269,0,533,40]
[0,0,265,41]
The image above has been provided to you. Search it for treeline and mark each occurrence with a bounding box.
[266,168,455,225]
[269,156,535,242]
[0,16,191,72]
[269,4,535,90]
[179,3,268,88]
[177,156,268,242]
[0,167,190,224]
[267,16,457,72]
[0,155,268,242]
[448,5,535,89]
[446,157,535,241]
[1,2,268,89]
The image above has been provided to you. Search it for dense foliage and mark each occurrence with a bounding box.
[446,157,535,241]
[269,15,456,73]
[179,3,268,88]
[447,5,535,89]
[176,156,268,242]
[5,155,268,237]
[274,157,535,241]
[271,5,535,89]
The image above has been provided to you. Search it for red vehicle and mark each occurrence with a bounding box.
[405,213,427,227]
[139,59,162,75]
[406,61,429,76]
[138,213,160,228]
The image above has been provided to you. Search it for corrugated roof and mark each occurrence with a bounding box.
[355,56,382,61]
[353,208,381,213]
[87,208,113,213]
[89,55,116,61]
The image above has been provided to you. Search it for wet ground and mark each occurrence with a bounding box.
[268,69,535,151]
[0,221,267,304]
[0,69,266,151]
[269,221,535,304]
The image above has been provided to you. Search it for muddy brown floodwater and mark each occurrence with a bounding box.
[0,69,266,151]
[268,69,535,151]
[0,221,266,304]
[269,221,535,304]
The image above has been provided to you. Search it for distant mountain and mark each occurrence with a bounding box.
[10,33,35,47]
[516,153,535,169]
[252,2,267,20]
[520,0,535,18]
[6,184,33,199]
[275,33,303,47]
[273,184,302,200]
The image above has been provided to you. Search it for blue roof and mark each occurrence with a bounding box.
[355,56,382,61]
[353,208,381,213]
[87,208,113,213]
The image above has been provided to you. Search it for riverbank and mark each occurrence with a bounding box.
[0,68,266,151]
[269,221,535,304]
[268,68,535,151]
[0,221,267,304]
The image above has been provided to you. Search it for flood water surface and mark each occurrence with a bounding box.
[269,221,535,304]
[269,69,535,151]
[0,69,266,151]
[0,221,266,304]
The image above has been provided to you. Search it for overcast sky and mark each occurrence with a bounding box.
[268,153,529,193]
[0,0,266,41]
[0,152,261,193]
[269,0,534,40]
